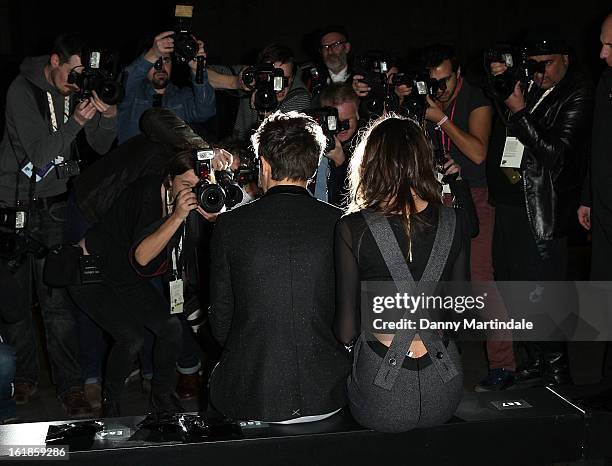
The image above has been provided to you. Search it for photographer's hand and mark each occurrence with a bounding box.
[326,136,346,167]
[189,39,207,73]
[90,91,117,118]
[212,148,233,171]
[425,95,445,123]
[490,62,508,77]
[504,81,525,113]
[196,206,220,223]
[172,188,198,221]
[73,99,98,126]
[352,75,370,97]
[442,157,461,176]
[577,205,591,230]
[145,31,175,63]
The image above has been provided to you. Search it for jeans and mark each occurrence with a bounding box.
[66,194,107,385]
[0,343,16,422]
[0,201,84,396]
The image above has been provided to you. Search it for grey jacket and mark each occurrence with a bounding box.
[0,55,117,203]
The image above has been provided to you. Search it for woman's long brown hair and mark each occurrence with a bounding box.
[347,114,442,222]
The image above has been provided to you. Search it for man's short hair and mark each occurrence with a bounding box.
[251,112,326,181]
[319,25,350,43]
[51,33,86,64]
[421,43,459,72]
[257,44,295,69]
[320,83,359,108]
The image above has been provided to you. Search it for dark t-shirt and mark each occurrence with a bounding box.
[428,79,491,187]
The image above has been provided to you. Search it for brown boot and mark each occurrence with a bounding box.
[175,373,201,401]
[60,387,93,419]
[14,383,37,405]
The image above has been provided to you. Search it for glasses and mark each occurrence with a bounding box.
[320,40,347,52]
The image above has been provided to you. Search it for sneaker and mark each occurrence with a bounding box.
[474,368,515,392]
[60,387,93,419]
[84,383,102,410]
[14,383,37,405]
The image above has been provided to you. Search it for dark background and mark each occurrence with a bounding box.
[1,0,610,72]
[0,0,610,135]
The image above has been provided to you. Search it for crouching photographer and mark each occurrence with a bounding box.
[53,150,225,418]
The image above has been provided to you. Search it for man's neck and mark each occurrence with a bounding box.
[328,64,348,77]
[265,179,308,192]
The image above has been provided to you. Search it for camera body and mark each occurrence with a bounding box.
[0,207,26,231]
[55,159,80,180]
[305,106,350,153]
[192,149,243,213]
[388,69,442,122]
[171,3,205,84]
[242,63,289,114]
[302,64,328,97]
[353,52,394,118]
[484,46,545,100]
[68,50,125,106]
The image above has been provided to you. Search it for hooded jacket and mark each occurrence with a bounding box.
[0,55,117,203]
[509,68,594,240]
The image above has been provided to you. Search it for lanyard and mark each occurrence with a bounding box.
[46,92,70,132]
[440,78,462,154]
[171,231,184,279]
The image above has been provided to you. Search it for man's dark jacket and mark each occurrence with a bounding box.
[208,185,350,421]
[588,68,612,279]
[509,68,594,240]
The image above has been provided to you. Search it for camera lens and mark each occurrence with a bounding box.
[196,183,226,213]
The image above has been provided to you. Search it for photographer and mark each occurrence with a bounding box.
[0,33,117,417]
[68,150,218,417]
[117,31,216,144]
[310,83,360,207]
[217,44,311,142]
[487,32,594,387]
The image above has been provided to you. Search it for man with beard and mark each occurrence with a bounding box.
[117,31,216,144]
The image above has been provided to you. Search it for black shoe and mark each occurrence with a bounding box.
[474,368,515,392]
[542,352,572,386]
[101,393,121,418]
[151,392,184,418]
[514,357,544,386]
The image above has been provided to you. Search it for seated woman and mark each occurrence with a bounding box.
[334,115,469,433]
[69,151,216,417]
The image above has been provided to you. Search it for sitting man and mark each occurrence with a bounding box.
[117,31,216,144]
[208,111,350,422]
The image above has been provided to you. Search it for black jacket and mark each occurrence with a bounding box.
[208,185,350,422]
[509,68,594,240]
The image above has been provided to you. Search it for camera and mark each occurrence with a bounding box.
[170,2,205,84]
[353,52,395,118]
[241,63,289,114]
[68,50,125,105]
[192,149,243,213]
[305,106,350,152]
[0,207,27,230]
[484,45,546,100]
[302,64,328,97]
[388,69,442,122]
[55,159,80,180]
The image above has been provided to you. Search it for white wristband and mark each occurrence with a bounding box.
[436,115,449,128]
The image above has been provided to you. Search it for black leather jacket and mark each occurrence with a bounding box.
[509,68,594,240]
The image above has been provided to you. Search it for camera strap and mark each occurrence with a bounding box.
[439,77,462,155]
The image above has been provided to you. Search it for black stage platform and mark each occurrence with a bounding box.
[0,387,608,466]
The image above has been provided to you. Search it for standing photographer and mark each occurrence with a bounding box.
[0,33,117,417]
[117,31,216,144]
[487,32,594,387]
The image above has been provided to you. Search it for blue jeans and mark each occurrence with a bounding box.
[0,343,16,422]
[66,194,107,385]
[0,201,84,396]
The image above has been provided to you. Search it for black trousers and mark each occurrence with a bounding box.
[493,203,573,361]
[68,280,182,402]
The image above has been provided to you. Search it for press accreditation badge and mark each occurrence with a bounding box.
[500,137,524,169]
[169,278,184,314]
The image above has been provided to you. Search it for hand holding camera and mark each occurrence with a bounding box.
[172,187,199,221]
[146,31,175,62]
[73,99,98,126]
